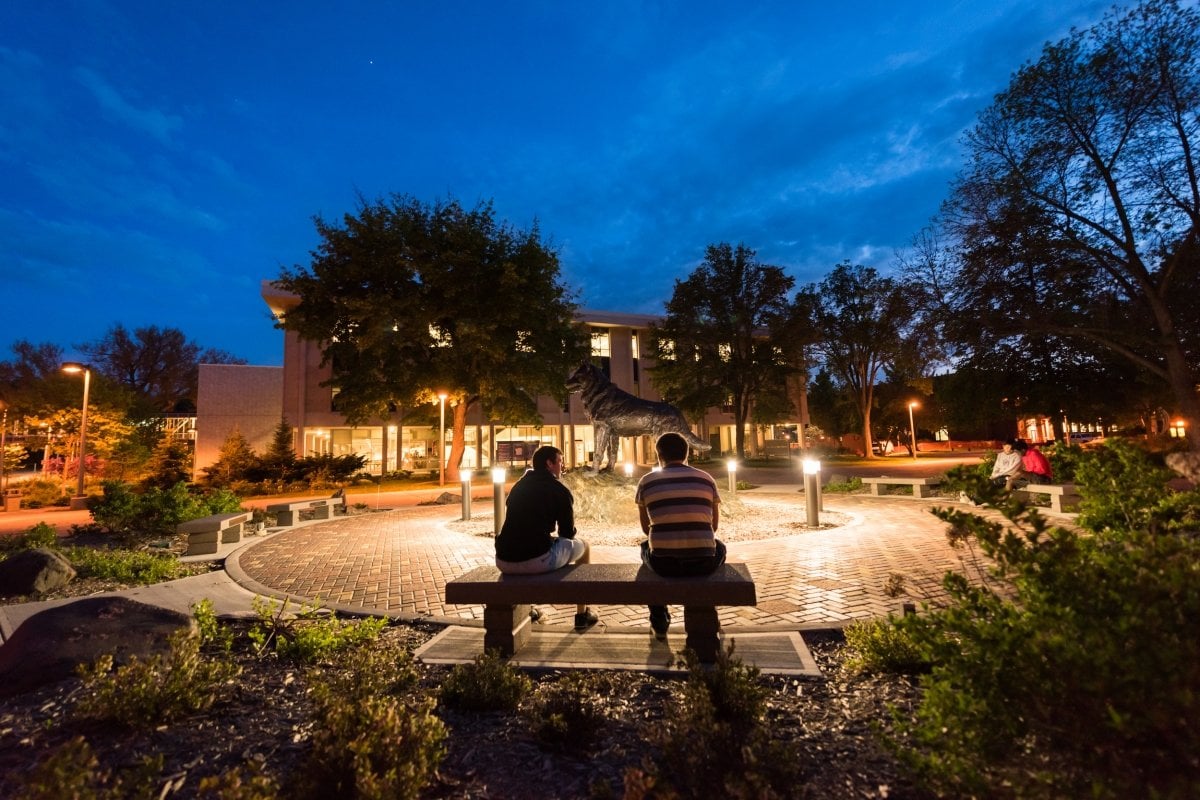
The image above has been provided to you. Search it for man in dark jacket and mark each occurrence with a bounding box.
[494,446,598,630]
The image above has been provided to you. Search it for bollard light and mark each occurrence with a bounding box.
[492,467,507,535]
[727,458,738,493]
[460,469,473,521]
[802,458,821,527]
[623,462,633,479]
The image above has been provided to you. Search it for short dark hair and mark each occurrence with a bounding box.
[655,432,689,462]
[532,446,562,471]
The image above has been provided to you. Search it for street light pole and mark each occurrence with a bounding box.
[438,392,448,487]
[908,401,919,462]
[62,362,91,509]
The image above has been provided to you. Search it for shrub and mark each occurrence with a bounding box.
[192,598,234,653]
[246,597,386,663]
[1073,438,1176,533]
[61,546,188,584]
[439,649,532,711]
[640,643,801,798]
[888,458,1200,798]
[18,736,165,800]
[842,617,928,676]
[300,646,445,800]
[11,478,69,508]
[524,672,611,748]
[823,475,862,493]
[0,522,58,555]
[197,760,279,799]
[74,628,242,729]
[89,481,245,542]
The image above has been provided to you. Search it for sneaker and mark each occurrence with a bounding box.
[573,610,598,631]
[649,608,671,638]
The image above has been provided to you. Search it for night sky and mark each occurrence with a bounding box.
[1,1,1135,365]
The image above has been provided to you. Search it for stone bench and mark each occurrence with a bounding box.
[444,562,756,662]
[177,512,252,556]
[860,476,942,498]
[1015,483,1081,514]
[265,495,345,527]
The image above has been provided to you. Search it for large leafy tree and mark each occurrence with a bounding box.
[80,324,245,413]
[648,243,794,459]
[798,262,915,459]
[940,0,1200,449]
[275,195,588,480]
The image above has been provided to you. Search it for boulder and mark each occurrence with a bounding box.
[0,596,195,699]
[0,547,77,597]
[1165,451,1200,484]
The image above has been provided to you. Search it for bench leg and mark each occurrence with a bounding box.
[683,606,722,662]
[482,604,533,657]
[870,483,883,496]
[275,510,296,526]
[312,505,331,520]
[221,523,243,544]
[913,484,929,498]
[186,531,220,556]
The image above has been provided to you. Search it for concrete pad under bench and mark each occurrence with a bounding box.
[445,562,756,662]
[860,476,943,498]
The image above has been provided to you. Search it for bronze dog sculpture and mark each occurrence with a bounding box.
[566,362,711,471]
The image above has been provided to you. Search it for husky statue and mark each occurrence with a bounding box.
[566,362,711,472]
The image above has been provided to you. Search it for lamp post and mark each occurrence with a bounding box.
[907,401,919,462]
[492,466,507,535]
[0,401,8,499]
[460,469,473,521]
[62,362,91,510]
[437,392,448,487]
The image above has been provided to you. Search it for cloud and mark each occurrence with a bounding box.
[73,66,182,144]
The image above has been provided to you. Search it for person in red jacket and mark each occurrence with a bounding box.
[1020,441,1053,485]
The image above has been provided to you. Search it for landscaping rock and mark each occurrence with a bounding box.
[1165,451,1200,484]
[0,547,77,597]
[0,596,195,698]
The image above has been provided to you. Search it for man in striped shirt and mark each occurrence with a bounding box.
[634,432,727,637]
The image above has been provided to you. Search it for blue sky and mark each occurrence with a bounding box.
[1,0,1134,366]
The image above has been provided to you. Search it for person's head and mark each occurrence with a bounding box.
[532,446,564,476]
[655,432,689,464]
[1002,439,1016,452]
[1014,439,1028,453]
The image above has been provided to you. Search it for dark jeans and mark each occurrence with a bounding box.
[640,539,727,618]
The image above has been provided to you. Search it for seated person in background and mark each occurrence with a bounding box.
[635,432,727,638]
[990,439,1025,489]
[494,446,597,631]
[1020,440,1053,485]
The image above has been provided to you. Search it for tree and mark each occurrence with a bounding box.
[202,428,257,487]
[942,0,1200,449]
[649,243,794,459]
[80,324,245,413]
[798,263,915,459]
[275,195,588,480]
[259,418,299,485]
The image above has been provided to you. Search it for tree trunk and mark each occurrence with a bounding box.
[447,402,468,484]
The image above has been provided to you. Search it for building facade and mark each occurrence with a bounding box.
[193,283,800,477]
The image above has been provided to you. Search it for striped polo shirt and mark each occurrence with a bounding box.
[635,463,719,557]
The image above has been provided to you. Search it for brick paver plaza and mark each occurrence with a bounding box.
[228,488,977,632]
